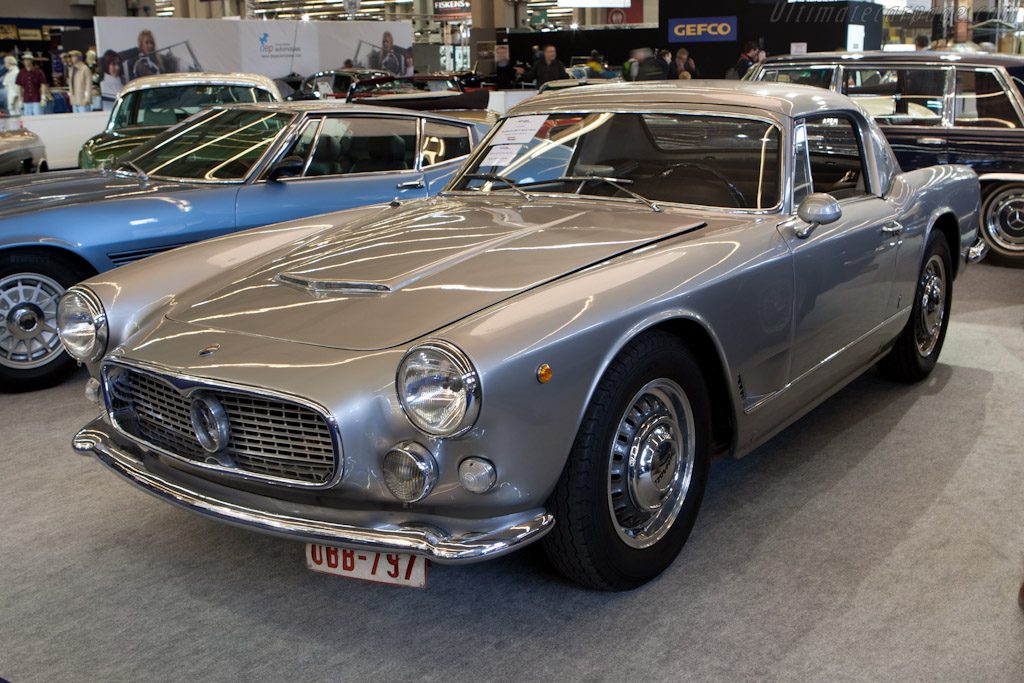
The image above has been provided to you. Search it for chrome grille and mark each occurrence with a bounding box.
[105,366,337,485]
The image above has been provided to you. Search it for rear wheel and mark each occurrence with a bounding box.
[542,331,711,591]
[980,183,1024,267]
[877,231,952,383]
[0,251,93,392]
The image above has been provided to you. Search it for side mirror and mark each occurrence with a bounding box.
[795,193,842,239]
[267,155,305,182]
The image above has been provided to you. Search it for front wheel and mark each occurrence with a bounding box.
[877,231,952,383]
[0,251,93,392]
[980,183,1024,267]
[542,330,711,591]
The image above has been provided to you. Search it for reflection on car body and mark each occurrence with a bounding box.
[63,81,979,590]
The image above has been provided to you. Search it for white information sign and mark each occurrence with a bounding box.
[491,115,548,145]
[479,144,523,168]
[790,42,808,56]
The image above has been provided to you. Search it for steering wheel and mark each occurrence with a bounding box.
[655,162,746,208]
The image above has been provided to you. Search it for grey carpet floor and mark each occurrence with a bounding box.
[1,261,1022,683]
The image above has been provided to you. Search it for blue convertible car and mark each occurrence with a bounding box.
[0,102,490,391]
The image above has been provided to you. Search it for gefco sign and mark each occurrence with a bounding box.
[668,16,737,43]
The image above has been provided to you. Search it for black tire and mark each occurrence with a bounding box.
[876,231,953,383]
[542,330,711,591]
[980,183,1024,268]
[0,250,94,393]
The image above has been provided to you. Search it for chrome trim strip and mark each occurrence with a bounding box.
[101,358,344,489]
[73,419,555,563]
[976,172,1024,183]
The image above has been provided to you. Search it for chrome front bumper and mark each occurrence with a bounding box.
[73,417,555,564]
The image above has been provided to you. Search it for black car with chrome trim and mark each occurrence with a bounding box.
[749,50,1024,266]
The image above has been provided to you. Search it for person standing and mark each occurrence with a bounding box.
[669,48,700,79]
[15,53,48,116]
[521,44,569,88]
[729,41,761,79]
[2,55,19,116]
[68,51,93,113]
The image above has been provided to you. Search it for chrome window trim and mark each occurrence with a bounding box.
[418,119,474,171]
[797,110,880,198]
[950,66,1024,130]
[101,357,345,490]
[447,109,788,214]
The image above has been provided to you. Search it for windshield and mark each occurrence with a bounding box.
[451,112,782,209]
[111,84,276,130]
[121,108,292,181]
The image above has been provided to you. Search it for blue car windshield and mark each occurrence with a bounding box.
[121,109,293,181]
[451,112,782,210]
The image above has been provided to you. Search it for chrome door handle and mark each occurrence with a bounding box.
[916,137,944,145]
[881,221,903,236]
[397,180,425,189]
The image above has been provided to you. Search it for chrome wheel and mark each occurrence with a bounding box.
[914,254,946,357]
[607,378,695,549]
[983,186,1024,254]
[0,272,65,370]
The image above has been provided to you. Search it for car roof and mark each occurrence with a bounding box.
[509,80,861,119]
[763,50,1024,68]
[119,72,282,98]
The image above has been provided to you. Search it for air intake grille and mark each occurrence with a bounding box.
[104,366,337,485]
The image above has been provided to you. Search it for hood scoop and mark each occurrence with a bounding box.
[275,273,392,297]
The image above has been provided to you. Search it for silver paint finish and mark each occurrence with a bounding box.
[69,82,981,560]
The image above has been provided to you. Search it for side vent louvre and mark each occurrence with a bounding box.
[737,374,746,401]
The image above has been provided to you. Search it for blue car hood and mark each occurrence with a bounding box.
[0,170,218,219]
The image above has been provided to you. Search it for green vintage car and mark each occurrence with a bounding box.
[79,73,282,169]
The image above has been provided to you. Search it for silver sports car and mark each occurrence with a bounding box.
[63,82,980,590]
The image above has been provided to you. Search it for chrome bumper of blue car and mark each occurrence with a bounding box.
[72,417,555,564]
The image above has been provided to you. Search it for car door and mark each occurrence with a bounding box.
[945,67,1024,174]
[234,114,427,228]
[780,113,902,386]
[419,119,476,194]
[840,65,950,170]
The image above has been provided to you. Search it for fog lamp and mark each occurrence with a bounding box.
[459,457,496,494]
[382,442,437,503]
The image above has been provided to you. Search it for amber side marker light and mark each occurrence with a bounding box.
[537,364,553,384]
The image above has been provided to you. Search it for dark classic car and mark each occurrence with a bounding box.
[1,102,489,392]
[62,82,978,590]
[78,73,283,169]
[0,130,46,175]
[749,51,1024,266]
[286,68,391,101]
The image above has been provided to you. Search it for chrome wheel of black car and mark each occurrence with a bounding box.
[0,251,92,392]
[543,330,710,591]
[877,231,952,383]
[981,183,1024,267]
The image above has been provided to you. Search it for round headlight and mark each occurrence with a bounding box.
[57,287,108,363]
[397,341,480,437]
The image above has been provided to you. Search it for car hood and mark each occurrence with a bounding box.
[168,196,713,351]
[0,170,216,218]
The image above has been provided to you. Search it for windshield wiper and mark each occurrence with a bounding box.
[559,175,661,212]
[462,172,533,202]
[116,159,148,182]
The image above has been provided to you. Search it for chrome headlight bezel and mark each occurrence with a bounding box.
[396,340,481,438]
[56,286,108,363]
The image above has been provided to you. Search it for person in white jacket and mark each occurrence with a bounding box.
[2,56,19,116]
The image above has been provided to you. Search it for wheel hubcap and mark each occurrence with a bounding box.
[915,254,946,357]
[0,273,65,370]
[608,379,695,549]
[985,190,1024,252]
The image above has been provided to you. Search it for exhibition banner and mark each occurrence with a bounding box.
[94,17,414,94]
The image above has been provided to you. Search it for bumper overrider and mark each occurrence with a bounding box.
[73,417,554,563]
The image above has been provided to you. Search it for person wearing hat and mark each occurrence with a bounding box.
[15,52,48,116]
[68,51,92,113]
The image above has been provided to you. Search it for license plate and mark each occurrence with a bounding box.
[305,543,427,589]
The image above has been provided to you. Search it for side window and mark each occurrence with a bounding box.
[761,68,834,89]
[801,115,870,200]
[954,69,1021,128]
[843,68,944,126]
[255,88,276,103]
[792,124,813,207]
[280,119,320,172]
[303,117,418,177]
[421,122,472,167]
